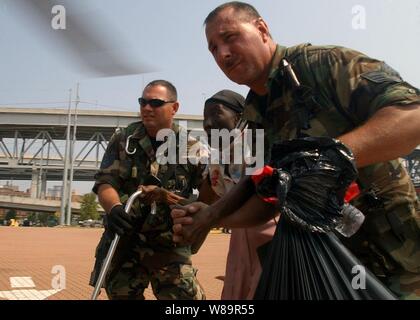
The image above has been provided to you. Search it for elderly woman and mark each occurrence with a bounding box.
[197,90,278,300]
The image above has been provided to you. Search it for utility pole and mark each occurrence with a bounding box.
[60,89,72,226]
[66,83,80,225]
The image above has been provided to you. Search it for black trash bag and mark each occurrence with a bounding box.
[254,137,396,300]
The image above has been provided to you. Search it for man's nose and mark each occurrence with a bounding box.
[203,121,212,135]
[141,103,154,111]
[217,45,232,63]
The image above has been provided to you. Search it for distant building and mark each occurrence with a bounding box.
[45,185,82,202]
[0,183,30,198]
[0,183,30,220]
[47,185,62,199]
[0,183,82,221]
[0,182,28,197]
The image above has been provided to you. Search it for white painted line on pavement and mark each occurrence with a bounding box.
[10,277,35,288]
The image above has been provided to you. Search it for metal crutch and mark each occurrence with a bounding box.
[91,189,143,300]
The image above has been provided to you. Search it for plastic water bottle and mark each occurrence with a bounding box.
[335,203,365,237]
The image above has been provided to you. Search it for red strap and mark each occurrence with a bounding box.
[262,196,278,205]
[344,181,360,203]
[251,165,274,186]
[251,166,278,205]
[253,166,359,205]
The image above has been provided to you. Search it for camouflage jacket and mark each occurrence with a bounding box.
[93,121,204,247]
[244,43,420,274]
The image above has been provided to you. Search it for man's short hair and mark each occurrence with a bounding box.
[204,1,261,26]
[144,79,177,101]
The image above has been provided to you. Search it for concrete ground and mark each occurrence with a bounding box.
[0,227,230,300]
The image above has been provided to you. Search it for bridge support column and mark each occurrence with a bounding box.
[40,170,47,199]
[30,169,39,198]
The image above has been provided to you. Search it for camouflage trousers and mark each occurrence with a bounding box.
[339,203,420,300]
[384,271,420,300]
[104,241,205,300]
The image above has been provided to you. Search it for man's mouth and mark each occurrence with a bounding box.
[225,60,240,73]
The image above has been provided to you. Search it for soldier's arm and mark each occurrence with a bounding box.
[217,194,276,228]
[138,185,189,205]
[184,193,275,254]
[92,129,125,210]
[171,176,256,245]
[320,47,420,168]
[97,184,122,213]
[339,103,420,168]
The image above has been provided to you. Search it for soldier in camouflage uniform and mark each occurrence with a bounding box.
[172,2,420,299]
[90,80,205,300]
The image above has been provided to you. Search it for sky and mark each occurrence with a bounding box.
[0,0,419,194]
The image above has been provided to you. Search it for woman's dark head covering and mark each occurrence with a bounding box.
[204,90,245,114]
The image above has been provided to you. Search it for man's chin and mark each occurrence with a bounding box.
[226,70,249,86]
[228,75,248,86]
[143,122,157,131]
[142,118,154,124]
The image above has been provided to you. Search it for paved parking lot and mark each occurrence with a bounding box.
[0,227,230,300]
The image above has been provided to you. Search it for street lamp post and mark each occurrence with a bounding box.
[66,83,80,226]
[60,89,72,226]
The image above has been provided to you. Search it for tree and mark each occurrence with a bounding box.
[80,193,99,221]
[38,212,50,226]
[27,212,37,223]
[5,209,17,221]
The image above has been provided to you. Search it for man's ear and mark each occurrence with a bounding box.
[172,102,179,115]
[255,18,270,42]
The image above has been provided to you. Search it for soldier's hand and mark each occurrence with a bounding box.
[139,185,184,205]
[138,185,159,204]
[107,204,133,236]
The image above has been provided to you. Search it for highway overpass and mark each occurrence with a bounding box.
[0,107,203,222]
[0,107,204,181]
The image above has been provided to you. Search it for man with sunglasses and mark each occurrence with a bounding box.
[90,80,205,300]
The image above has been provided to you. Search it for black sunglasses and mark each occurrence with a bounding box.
[138,97,175,108]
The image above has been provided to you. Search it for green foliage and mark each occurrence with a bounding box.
[27,212,37,223]
[5,209,17,221]
[80,193,99,221]
[38,212,50,226]
[36,212,58,227]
